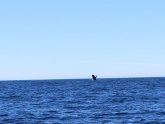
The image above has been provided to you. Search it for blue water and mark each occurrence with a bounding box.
[1,78,165,124]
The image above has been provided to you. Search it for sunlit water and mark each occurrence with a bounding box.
[1,78,165,124]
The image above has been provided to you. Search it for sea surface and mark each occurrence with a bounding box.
[1,78,165,124]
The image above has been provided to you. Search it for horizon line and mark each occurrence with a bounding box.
[0,76,165,81]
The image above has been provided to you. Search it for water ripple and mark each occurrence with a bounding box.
[1,78,165,123]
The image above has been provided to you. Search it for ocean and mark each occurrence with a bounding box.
[0,78,165,124]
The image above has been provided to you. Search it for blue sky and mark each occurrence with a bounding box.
[0,0,165,80]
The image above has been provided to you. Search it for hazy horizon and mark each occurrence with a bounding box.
[0,0,165,80]
[1,76,165,82]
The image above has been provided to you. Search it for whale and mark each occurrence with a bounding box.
[92,75,97,80]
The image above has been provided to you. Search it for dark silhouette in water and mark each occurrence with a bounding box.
[92,75,97,80]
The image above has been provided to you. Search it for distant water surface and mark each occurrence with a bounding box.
[1,78,165,123]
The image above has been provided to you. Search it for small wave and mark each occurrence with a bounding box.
[40,116,58,120]
[2,118,16,123]
[0,95,22,101]
[113,112,129,115]
[90,113,109,119]
[156,111,165,115]
[145,121,165,124]
[0,113,8,117]
[48,110,58,114]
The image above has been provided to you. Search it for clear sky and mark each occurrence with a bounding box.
[0,0,165,80]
